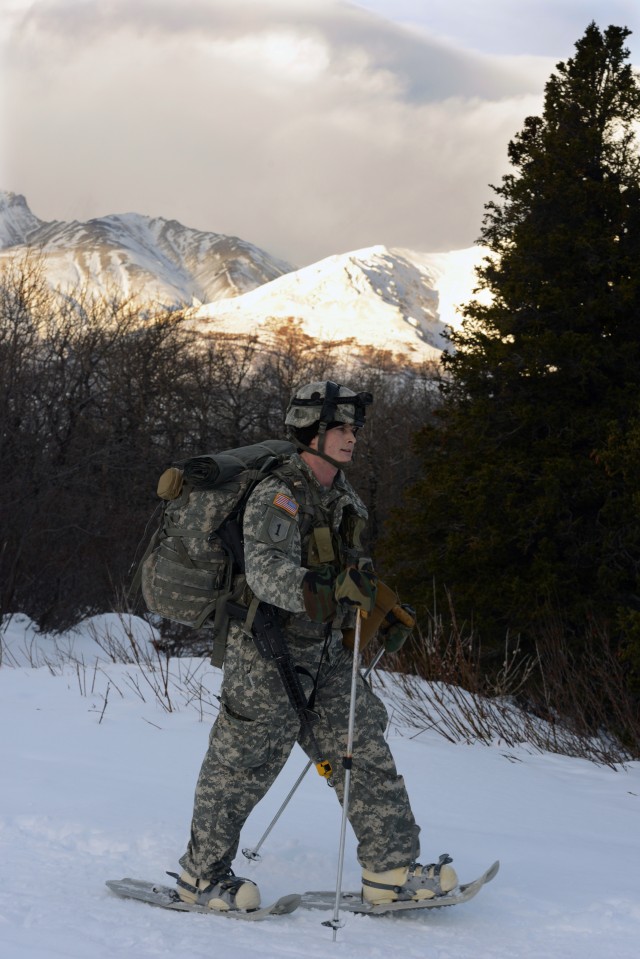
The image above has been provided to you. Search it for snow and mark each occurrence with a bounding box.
[402,245,492,332]
[190,244,472,362]
[0,192,42,248]
[3,612,638,959]
[0,192,488,359]
[0,192,294,306]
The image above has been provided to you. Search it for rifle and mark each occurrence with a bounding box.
[217,512,334,784]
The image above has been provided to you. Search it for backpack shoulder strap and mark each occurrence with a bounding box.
[271,461,315,536]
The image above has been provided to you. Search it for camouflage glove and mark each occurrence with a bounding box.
[334,566,377,613]
[302,565,337,623]
[379,604,416,653]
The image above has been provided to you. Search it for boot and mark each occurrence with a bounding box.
[174,869,260,911]
[362,853,458,905]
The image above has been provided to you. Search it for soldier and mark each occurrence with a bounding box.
[175,381,457,911]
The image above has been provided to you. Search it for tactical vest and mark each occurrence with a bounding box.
[270,458,368,640]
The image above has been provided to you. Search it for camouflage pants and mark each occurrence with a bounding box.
[179,627,420,879]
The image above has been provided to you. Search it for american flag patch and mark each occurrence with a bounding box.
[273,492,299,517]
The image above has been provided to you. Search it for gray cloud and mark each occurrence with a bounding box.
[3,0,552,264]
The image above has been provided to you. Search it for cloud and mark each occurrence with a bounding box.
[2,0,550,264]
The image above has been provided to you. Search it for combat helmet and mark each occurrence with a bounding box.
[285,380,373,467]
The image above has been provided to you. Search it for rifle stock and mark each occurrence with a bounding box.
[226,599,333,784]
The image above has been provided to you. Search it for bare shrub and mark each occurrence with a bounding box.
[0,253,437,633]
[0,613,219,723]
[384,594,639,767]
[85,616,219,718]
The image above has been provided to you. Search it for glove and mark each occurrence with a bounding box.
[379,603,416,653]
[334,566,377,614]
[302,565,337,623]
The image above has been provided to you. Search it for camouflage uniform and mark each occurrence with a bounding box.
[179,453,420,879]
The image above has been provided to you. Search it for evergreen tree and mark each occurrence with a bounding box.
[385,24,640,680]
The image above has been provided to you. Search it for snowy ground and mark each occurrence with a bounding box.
[1,614,639,959]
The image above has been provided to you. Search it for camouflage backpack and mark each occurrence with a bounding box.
[133,440,295,666]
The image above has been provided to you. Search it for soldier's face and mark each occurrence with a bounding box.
[312,424,358,463]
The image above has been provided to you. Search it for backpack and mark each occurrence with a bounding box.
[133,439,295,666]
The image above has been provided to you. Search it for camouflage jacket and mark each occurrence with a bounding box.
[242,453,368,640]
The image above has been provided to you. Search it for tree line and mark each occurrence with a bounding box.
[0,253,438,634]
[3,22,640,753]
[383,22,640,748]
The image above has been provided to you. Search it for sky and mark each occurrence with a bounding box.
[1,0,639,266]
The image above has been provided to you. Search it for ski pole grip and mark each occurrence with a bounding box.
[390,604,415,629]
[341,580,400,650]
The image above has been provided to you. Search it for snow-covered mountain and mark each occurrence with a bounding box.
[190,244,485,362]
[0,192,486,360]
[0,192,294,305]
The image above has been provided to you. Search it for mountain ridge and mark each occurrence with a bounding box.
[0,192,485,359]
[190,244,449,360]
[0,191,294,304]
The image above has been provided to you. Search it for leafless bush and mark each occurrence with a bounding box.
[384,594,639,768]
[85,616,219,717]
[0,613,219,722]
[525,613,640,761]
[1,254,438,633]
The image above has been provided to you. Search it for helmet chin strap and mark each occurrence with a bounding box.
[292,435,352,471]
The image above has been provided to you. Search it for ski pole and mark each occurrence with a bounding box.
[242,643,385,863]
[324,607,364,941]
